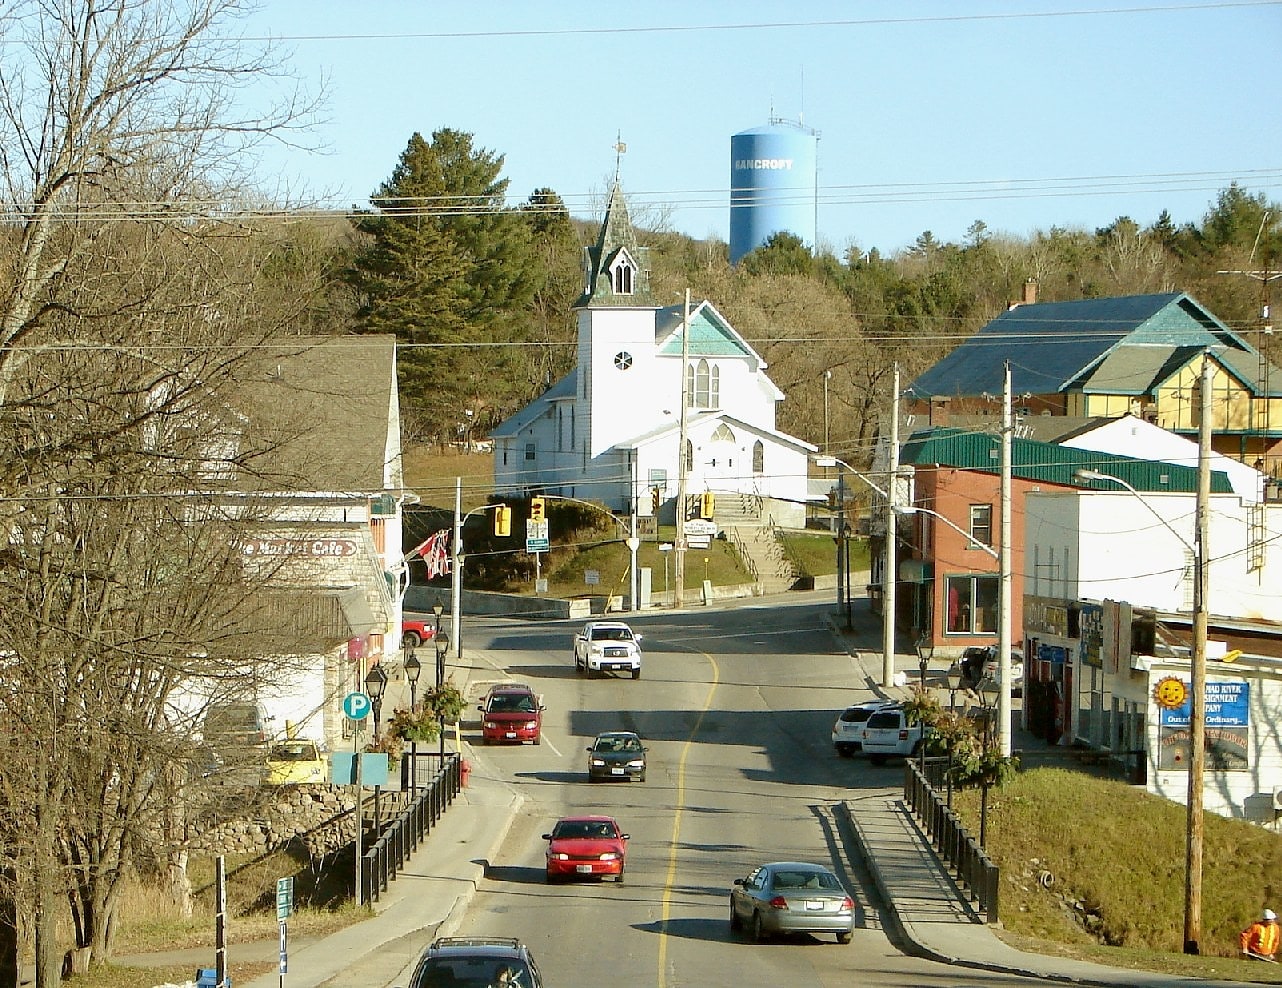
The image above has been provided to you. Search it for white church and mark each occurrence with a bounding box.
[491,180,814,528]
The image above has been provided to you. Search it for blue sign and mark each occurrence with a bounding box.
[329,752,389,786]
[342,691,371,720]
[1161,680,1249,728]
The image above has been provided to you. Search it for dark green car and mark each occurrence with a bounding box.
[586,731,647,782]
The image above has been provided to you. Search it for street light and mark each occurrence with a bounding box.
[946,662,964,713]
[1075,462,1209,955]
[435,631,450,759]
[977,676,1001,849]
[915,635,934,692]
[364,664,388,740]
[403,646,422,798]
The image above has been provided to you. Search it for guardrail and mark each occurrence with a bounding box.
[361,752,462,904]
[903,759,1000,923]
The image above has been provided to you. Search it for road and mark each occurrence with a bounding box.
[442,598,1055,987]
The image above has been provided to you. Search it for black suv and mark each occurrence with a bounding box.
[407,937,543,988]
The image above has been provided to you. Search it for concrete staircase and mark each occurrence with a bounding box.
[714,491,798,594]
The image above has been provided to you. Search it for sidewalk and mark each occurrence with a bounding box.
[833,604,1244,986]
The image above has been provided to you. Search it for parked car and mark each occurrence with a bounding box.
[477,683,543,745]
[729,861,854,944]
[401,618,436,649]
[860,705,929,765]
[542,815,629,883]
[202,701,273,748]
[586,731,647,782]
[960,644,1024,696]
[831,700,893,757]
[573,620,642,678]
[406,936,543,988]
[265,739,327,785]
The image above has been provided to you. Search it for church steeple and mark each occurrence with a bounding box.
[575,178,652,308]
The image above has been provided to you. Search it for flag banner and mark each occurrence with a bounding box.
[419,530,452,579]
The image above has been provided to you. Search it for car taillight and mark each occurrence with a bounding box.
[767,896,789,910]
[839,896,853,912]
[898,730,908,740]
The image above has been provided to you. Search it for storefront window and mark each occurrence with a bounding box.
[944,575,998,634]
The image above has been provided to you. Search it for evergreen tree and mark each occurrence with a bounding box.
[347,129,540,438]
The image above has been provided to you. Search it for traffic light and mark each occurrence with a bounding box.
[700,491,715,519]
[494,505,511,537]
[530,496,545,524]
[651,487,661,513]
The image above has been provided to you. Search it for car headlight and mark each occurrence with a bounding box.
[627,759,644,769]
[599,852,620,861]
[550,852,569,861]
[590,758,606,767]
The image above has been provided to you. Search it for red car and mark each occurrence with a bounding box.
[401,618,436,648]
[543,815,629,883]
[477,683,543,745]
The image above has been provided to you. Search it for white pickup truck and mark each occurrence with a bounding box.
[574,621,643,679]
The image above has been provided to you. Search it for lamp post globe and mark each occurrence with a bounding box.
[364,664,388,740]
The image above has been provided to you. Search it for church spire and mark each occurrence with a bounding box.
[576,170,652,308]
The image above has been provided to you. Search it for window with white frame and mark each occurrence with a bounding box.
[524,443,536,461]
[969,504,993,546]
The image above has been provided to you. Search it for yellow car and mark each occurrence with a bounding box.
[265,739,328,785]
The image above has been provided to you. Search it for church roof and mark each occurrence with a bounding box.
[574,180,653,308]
[655,300,760,360]
[490,371,575,438]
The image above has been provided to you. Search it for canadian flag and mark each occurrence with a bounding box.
[412,530,452,580]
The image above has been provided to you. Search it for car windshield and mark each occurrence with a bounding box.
[595,736,641,752]
[591,627,632,642]
[412,958,531,988]
[553,820,616,840]
[771,869,842,892]
[489,694,536,713]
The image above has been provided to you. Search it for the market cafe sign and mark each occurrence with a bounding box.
[240,537,358,557]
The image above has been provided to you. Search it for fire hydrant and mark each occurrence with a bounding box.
[460,759,471,788]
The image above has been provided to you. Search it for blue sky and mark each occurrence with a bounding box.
[244,1,1282,255]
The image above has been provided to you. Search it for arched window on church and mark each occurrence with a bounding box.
[711,424,735,442]
[753,440,764,474]
[692,359,711,408]
[710,364,720,407]
[609,250,635,295]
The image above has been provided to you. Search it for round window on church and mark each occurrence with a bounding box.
[614,351,633,371]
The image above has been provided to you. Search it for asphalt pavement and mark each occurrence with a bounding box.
[120,595,1246,988]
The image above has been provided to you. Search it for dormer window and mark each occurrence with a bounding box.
[608,248,636,295]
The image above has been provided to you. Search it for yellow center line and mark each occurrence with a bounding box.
[657,648,720,988]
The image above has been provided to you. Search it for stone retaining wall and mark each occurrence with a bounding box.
[188,785,362,859]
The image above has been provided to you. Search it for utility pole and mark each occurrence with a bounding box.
[674,289,690,608]
[998,363,1013,757]
[450,477,462,660]
[883,365,899,689]
[1185,356,1212,955]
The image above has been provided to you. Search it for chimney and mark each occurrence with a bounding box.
[930,396,949,426]
[1008,278,1038,311]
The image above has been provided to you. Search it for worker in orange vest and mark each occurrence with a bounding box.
[1240,908,1280,960]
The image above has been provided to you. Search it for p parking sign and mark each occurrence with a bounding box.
[342,692,371,721]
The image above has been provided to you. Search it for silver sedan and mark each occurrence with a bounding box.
[729,861,854,944]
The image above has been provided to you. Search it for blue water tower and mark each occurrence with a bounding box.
[729,120,819,266]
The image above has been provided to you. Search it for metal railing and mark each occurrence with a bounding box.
[724,526,761,583]
[903,759,1000,923]
[361,752,462,904]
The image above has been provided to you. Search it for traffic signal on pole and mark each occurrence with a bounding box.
[651,487,661,513]
[530,496,545,523]
[494,505,511,537]
[700,491,715,519]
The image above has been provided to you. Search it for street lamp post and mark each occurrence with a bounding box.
[364,664,388,840]
[435,631,450,760]
[978,676,1001,849]
[945,663,964,808]
[403,646,421,797]
[915,636,934,773]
